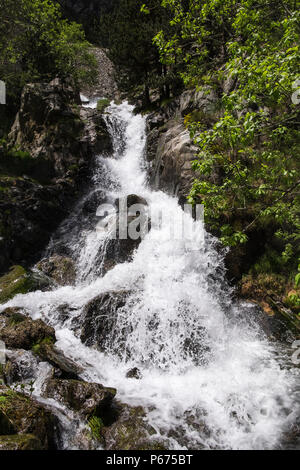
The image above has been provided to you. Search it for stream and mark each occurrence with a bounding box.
[1,101,299,450]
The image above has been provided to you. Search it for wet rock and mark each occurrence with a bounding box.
[0,434,43,450]
[35,255,77,287]
[0,265,50,304]
[101,195,150,273]
[81,189,106,216]
[3,349,41,386]
[0,385,57,449]
[35,343,83,380]
[80,290,131,350]
[126,368,142,380]
[103,401,166,450]
[44,379,116,418]
[0,307,56,350]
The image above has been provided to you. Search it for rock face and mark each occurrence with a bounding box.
[0,385,57,449]
[44,379,116,417]
[35,255,77,287]
[146,88,219,204]
[0,307,56,350]
[0,78,111,274]
[80,291,130,351]
[81,48,119,100]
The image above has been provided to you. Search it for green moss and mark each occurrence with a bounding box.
[32,336,55,355]
[97,98,110,113]
[88,416,104,441]
[0,266,37,304]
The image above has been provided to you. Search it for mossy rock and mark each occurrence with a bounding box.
[35,255,76,286]
[103,401,167,450]
[44,379,116,418]
[0,307,56,350]
[0,265,50,304]
[0,433,43,450]
[0,385,56,449]
[97,98,110,113]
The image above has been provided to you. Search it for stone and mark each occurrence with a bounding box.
[80,290,130,350]
[0,307,56,350]
[126,368,142,380]
[35,255,77,286]
[103,401,166,450]
[0,385,57,449]
[44,379,116,418]
[3,349,41,386]
[0,265,50,304]
[35,343,83,380]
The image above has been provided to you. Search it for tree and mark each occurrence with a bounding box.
[155,0,300,260]
[96,0,180,105]
[0,0,97,134]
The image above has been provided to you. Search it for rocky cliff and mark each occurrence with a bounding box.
[0,78,111,274]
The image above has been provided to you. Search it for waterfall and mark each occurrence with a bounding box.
[1,102,299,450]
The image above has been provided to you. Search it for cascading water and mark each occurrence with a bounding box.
[1,102,299,450]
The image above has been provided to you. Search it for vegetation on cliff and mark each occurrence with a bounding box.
[0,0,97,135]
[144,0,300,314]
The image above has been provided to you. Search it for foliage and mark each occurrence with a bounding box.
[0,0,97,132]
[155,0,300,265]
[88,416,104,441]
[96,0,181,105]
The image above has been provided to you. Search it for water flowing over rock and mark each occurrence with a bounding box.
[35,256,77,287]
[81,291,131,351]
[44,379,116,417]
[1,101,299,450]
[0,78,111,273]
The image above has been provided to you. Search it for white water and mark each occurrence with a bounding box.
[1,102,299,449]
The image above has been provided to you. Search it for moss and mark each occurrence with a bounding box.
[97,98,110,113]
[88,415,104,441]
[32,336,55,355]
[0,266,37,304]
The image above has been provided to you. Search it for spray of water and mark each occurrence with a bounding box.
[1,102,299,450]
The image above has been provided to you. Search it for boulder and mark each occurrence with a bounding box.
[44,379,116,418]
[0,265,50,304]
[3,349,41,386]
[80,290,130,350]
[34,343,83,380]
[0,307,56,350]
[35,255,77,287]
[0,385,57,449]
[103,401,166,450]
[126,368,142,380]
[101,195,150,273]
